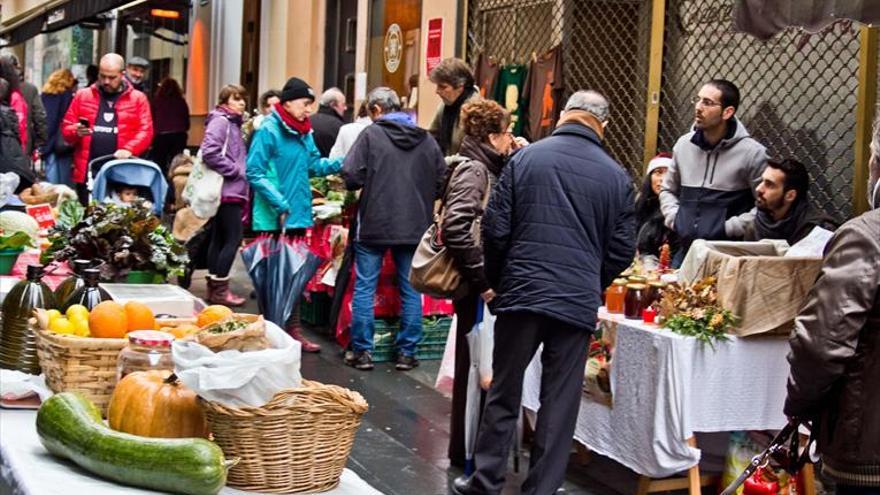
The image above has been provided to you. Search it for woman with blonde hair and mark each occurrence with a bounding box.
[40,68,78,185]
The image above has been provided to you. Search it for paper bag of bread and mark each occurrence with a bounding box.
[195,314,270,352]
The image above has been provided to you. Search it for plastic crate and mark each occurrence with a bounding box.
[300,293,331,326]
[371,316,452,363]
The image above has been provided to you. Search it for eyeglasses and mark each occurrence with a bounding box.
[691,96,722,108]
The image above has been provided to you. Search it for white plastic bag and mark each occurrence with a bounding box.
[172,321,302,408]
[434,314,458,395]
[0,370,52,401]
[477,303,495,389]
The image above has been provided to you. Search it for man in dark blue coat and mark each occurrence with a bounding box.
[452,90,636,495]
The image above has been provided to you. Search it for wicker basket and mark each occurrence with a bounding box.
[35,328,126,414]
[200,380,369,494]
[35,316,196,414]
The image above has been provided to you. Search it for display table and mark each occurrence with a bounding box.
[0,408,383,495]
[522,311,791,481]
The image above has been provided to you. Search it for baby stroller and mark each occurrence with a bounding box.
[90,155,168,216]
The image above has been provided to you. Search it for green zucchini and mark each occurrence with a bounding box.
[36,392,230,495]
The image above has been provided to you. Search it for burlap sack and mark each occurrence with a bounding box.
[680,241,822,337]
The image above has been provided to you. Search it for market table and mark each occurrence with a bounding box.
[0,408,383,495]
[522,310,794,493]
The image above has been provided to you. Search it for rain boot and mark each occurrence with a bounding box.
[286,307,321,352]
[207,275,246,307]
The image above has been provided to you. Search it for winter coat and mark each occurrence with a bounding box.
[659,118,767,246]
[40,90,74,156]
[246,108,342,232]
[428,90,481,156]
[20,81,47,156]
[442,136,506,295]
[743,200,838,245]
[201,106,248,204]
[310,105,345,157]
[482,121,636,330]
[0,105,35,191]
[329,117,371,159]
[341,112,446,246]
[61,82,153,183]
[784,207,880,487]
[151,94,190,134]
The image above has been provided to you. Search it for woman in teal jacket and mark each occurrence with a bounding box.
[246,77,342,351]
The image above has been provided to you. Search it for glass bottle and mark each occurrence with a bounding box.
[54,259,92,309]
[0,265,57,373]
[624,283,647,320]
[61,268,110,312]
[605,278,628,314]
[116,330,175,382]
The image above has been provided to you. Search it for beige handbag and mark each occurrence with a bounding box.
[409,166,490,299]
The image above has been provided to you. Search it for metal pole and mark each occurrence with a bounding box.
[854,25,878,216]
[642,0,666,173]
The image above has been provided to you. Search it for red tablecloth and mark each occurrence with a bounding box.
[0,251,71,290]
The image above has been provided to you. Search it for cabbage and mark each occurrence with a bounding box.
[0,211,39,238]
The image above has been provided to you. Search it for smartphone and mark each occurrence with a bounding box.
[78,117,89,127]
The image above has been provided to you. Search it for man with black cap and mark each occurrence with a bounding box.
[247,76,343,353]
[126,56,150,94]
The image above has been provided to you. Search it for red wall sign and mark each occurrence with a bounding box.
[426,18,443,74]
[26,204,55,230]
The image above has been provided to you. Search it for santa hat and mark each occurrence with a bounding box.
[646,152,673,175]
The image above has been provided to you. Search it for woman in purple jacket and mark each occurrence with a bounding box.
[200,84,249,306]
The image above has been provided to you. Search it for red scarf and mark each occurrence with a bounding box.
[273,102,312,135]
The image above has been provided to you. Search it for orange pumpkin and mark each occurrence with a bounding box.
[108,370,208,439]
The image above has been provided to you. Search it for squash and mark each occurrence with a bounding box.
[108,370,209,439]
[37,392,231,495]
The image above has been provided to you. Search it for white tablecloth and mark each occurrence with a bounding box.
[0,408,382,495]
[522,311,791,478]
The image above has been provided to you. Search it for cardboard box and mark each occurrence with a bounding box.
[679,240,822,337]
[99,283,206,317]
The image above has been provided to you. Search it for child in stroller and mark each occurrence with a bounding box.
[90,157,168,216]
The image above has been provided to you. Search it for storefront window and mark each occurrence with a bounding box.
[23,26,96,89]
[368,0,421,106]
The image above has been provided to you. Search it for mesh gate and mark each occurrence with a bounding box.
[467,0,865,221]
[466,0,653,178]
[659,0,860,222]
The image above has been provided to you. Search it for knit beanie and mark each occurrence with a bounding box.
[281,77,315,103]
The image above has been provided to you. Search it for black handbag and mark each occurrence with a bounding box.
[53,130,74,156]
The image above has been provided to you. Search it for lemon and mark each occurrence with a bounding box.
[49,317,76,335]
[46,309,62,324]
[72,318,90,337]
[66,305,89,321]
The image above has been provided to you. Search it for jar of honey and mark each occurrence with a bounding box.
[605,278,628,314]
[624,283,647,320]
[644,281,667,308]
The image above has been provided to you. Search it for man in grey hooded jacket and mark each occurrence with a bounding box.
[660,79,767,264]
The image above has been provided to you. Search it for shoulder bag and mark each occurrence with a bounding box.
[410,163,491,299]
[183,119,229,219]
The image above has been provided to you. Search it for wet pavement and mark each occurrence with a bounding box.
[188,258,709,495]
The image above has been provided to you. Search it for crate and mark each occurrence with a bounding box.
[300,293,332,326]
[371,316,452,363]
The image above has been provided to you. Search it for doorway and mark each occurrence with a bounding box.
[324,0,359,119]
[240,0,261,111]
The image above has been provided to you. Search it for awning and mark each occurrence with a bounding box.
[1,0,140,46]
[734,0,880,40]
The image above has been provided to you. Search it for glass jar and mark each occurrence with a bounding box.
[644,281,667,309]
[605,278,628,314]
[627,275,647,285]
[624,283,647,320]
[116,330,175,382]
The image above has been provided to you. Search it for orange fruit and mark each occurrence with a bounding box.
[124,301,156,332]
[165,323,201,339]
[89,301,128,338]
[197,305,233,327]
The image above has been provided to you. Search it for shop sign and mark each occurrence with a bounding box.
[25,204,55,230]
[47,8,66,26]
[384,23,403,73]
[425,18,443,74]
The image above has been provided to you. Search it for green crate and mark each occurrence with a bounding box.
[300,293,331,326]
[370,316,452,363]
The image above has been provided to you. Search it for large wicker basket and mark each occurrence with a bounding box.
[200,380,369,494]
[35,328,126,414]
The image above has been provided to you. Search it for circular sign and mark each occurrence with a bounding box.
[384,23,402,73]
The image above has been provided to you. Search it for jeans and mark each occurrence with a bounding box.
[44,152,73,187]
[350,243,422,356]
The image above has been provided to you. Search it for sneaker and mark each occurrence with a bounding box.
[345,351,374,371]
[395,354,419,371]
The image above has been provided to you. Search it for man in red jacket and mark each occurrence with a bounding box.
[62,53,153,205]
